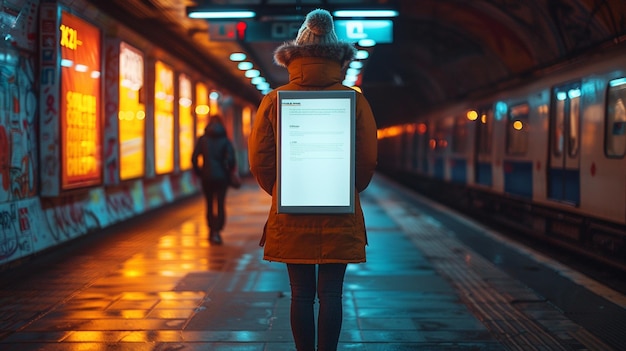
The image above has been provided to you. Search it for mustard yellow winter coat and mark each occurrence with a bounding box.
[248,40,378,264]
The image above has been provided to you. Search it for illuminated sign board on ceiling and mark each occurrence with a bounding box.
[243,20,393,43]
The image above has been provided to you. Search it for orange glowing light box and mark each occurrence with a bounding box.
[119,42,146,180]
[179,74,194,171]
[154,61,175,175]
[60,11,102,190]
[195,82,209,137]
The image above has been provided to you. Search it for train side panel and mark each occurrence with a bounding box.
[579,73,626,225]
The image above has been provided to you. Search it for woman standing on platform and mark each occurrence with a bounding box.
[248,9,378,351]
[192,114,237,245]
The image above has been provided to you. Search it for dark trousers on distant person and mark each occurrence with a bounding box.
[201,179,228,243]
[287,263,347,351]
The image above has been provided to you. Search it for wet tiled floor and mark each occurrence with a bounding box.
[0,175,616,350]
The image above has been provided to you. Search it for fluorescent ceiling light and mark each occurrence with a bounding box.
[355,50,369,60]
[188,10,256,19]
[238,61,253,70]
[333,10,398,18]
[251,77,265,85]
[349,61,363,69]
[245,69,260,78]
[358,39,376,47]
[229,53,246,61]
[256,82,270,90]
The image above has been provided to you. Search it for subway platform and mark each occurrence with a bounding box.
[1,174,624,350]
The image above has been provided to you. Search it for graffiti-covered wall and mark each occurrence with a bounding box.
[0,0,202,267]
[0,0,38,203]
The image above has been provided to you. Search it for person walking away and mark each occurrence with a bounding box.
[248,9,378,351]
[192,114,237,245]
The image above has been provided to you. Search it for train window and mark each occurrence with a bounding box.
[606,78,626,158]
[552,85,581,159]
[434,118,449,152]
[453,115,468,153]
[568,88,581,157]
[506,103,529,155]
[553,96,565,157]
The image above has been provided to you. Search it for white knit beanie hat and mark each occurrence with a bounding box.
[295,9,339,45]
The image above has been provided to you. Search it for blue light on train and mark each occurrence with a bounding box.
[568,88,581,99]
[610,78,626,87]
[556,91,567,101]
[61,59,73,67]
[495,101,507,121]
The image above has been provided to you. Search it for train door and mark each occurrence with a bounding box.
[504,103,533,198]
[548,83,581,205]
[474,105,494,186]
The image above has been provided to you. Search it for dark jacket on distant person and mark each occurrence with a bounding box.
[192,118,236,183]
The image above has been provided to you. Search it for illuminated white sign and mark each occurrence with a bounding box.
[245,20,393,43]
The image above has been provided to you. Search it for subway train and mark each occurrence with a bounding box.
[377,42,626,269]
[0,2,254,267]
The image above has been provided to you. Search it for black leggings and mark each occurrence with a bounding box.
[201,180,228,231]
[287,263,347,351]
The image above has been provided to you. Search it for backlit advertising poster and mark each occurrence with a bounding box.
[154,61,174,174]
[179,74,194,171]
[195,82,209,137]
[60,11,102,190]
[119,42,145,180]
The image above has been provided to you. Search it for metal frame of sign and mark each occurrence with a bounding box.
[277,90,356,214]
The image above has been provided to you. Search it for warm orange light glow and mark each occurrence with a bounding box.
[119,42,145,180]
[417,123,427,134]
[196,82,209,136]
[60,11,102,189]
[155,61,175,174]
[179,74,194,171]
[513,120,523,130]
[467,110,478,121]
[195,105,209,115]
[377,125,403,139]
[242,106,252,138]
[481,114,487,124]
[429,139,437,149]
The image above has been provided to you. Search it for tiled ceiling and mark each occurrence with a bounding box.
[88,0,626,127]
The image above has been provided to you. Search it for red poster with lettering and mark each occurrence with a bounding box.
[60,11,102,189]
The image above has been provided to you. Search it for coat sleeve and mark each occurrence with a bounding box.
[248,94,277,195]
[355,93,378,192]
[191,137,203,176]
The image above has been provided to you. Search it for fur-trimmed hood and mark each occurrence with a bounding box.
[273,41,356,69]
